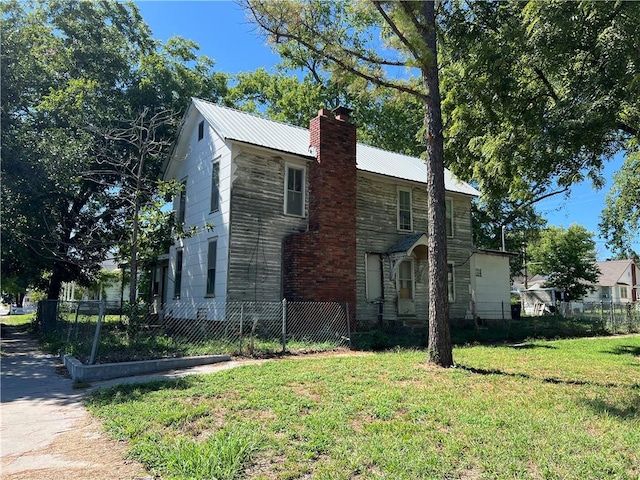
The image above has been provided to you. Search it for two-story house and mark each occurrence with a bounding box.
[156,98,480,329]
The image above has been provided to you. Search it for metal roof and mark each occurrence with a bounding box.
[193,98,480,197]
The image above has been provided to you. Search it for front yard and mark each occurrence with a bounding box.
[86,335,640,479]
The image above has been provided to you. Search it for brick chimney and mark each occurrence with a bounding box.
[283,107,357,319]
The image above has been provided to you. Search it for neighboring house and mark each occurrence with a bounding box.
[61,257,127,310]
[582,258,639,304]
[157,99,481,329]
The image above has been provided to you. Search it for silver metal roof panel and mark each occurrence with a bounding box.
[193,98,480,197]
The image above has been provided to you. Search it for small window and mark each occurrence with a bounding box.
[601,286,611,299]
[365,253,383,302]
[398,188,412,231]
[210,161,220,212]
[198,120,204,141]
[206,240,217,297]
[620,286,628,299]
[447,263,455,302]
[174,250,183,299]
[177,179,187,224]
[475,268,482,277]
[285,165,305,216]
[446,198,454,237]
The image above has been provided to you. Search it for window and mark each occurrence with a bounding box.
[447,263,455,302]
[365,253,383,302]
[198,120,204,141]
[445,198,454,237]
[177,179,187,224]
[210,161,220,212]
[620,286,628,299]
[398,188,412,231]
[475,268,482,277]
[174,250,183,299]
[206,240,217,297]
[398,260,414,300]
[285,165,304,216]
[601,286,611,298]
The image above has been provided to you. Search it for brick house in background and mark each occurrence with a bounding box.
[156,98,481,329]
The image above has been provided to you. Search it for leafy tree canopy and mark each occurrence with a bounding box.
[527,225,601,300]
[1,0,227,299]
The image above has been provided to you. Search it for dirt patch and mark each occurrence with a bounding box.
[2,415,152,480]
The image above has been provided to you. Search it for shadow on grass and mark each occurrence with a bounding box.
[603,345,640,357]
[580,397,640,420]
[87,376,199,406]
[508,343,558,350]
[458,365,622,389]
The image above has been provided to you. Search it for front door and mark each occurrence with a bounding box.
[397,259,415,315]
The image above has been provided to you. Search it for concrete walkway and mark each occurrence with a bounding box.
[0,325,261,478]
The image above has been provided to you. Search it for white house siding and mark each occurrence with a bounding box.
[226,146,310,302]
[470,252,512,320]
[355,171,473,328]
[167,115,232,305]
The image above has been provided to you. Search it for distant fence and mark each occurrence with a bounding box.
[37,299,351,365]
[450,300,640,344]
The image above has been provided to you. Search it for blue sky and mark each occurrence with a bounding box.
[136,1,637,260]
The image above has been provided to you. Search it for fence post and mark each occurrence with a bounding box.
[345,303,352,349]
[239,304,244,355]
[89,301,105,365]
[282,298,287,353]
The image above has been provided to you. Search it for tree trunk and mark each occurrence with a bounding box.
[422,0,453,367]
[47,261,65,300]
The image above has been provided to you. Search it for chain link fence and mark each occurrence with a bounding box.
[37,299,351,365]
[450,300,640,344]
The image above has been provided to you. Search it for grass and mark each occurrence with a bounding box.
[86,335,640,479]
[0,313,35,326]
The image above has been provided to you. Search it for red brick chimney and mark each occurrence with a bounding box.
[283,107,357,318]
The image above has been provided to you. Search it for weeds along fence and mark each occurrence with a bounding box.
[451,300,640,344]
[37,299,351,365]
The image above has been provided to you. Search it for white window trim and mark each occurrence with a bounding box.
[210,155,221,213]
[397,187,413,232]
[174,249,183,300]
[177,177,187,224]
[446,197,454,238]
[205,238,217,297]
[284,163,306,217]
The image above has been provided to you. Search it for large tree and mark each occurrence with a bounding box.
[1,1,227,300]
[242,0,454,365]
[599,151,640,257]
[527,225,600,301]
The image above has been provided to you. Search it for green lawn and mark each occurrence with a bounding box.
[0,313,35,326]
[87,335,640,480]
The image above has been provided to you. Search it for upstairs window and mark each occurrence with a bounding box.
[177,179,187,224]
[285,164,305,216]
[210,161,220,212]
[398,188,412,231]
[446,198,454,237]
[198,120,204,141]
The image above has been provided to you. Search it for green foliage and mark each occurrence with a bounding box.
[0,1,227,299]
[440,1,640,207]
[599,150,640,255]
[527,225,601,300]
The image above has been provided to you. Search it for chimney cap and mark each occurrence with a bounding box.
[333,105,353,121]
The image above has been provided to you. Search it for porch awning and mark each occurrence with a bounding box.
[387,232,428,279]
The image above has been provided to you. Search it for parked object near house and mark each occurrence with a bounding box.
[521,287,566,316]
[158,99,480,332]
